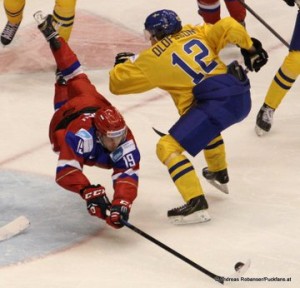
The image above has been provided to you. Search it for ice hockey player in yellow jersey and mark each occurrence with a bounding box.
[109,10,268,224]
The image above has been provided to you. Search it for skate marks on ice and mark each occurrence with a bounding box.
[0,9,148,74]
[0,170,104,267]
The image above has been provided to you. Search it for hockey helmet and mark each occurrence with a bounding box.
[144,9,182,41]
[94,106,127,139]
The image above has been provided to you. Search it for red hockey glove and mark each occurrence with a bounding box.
[114,52,135,66]
[80,185,111,220]
[106,199,131,229]
[240,38,268,72]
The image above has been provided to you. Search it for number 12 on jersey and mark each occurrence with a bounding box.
[172,39,217,84]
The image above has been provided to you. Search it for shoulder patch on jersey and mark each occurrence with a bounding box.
[110,139,136,162]
[75,128,93,154]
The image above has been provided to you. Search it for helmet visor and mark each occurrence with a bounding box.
[106,126,127,138]
[97,127,127,152]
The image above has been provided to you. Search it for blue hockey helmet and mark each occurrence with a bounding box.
[144,9,182,41]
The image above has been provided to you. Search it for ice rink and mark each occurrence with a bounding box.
[0,1,299,287]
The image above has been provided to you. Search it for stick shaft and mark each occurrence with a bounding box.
[122,220,224,284]
[237,0,289,48]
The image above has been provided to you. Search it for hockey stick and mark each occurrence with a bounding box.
[237,0,289,48]
[0,216,30,242]
[152,127,166,137]
[121,219,250,284]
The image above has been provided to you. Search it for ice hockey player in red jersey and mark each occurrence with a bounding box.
[35,11,140,229]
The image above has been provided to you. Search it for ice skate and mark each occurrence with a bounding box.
[255,103,275,136]
[1,22,20,46]
[202,167,229,194]
[34,11,60,49]
[168,195,210,225]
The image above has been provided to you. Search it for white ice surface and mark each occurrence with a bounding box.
[0,1,299,287]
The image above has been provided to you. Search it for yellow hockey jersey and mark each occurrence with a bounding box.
[109,17,253,115]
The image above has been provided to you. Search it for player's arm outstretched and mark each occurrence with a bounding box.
[106,133,140,229]
[206,17,268,72]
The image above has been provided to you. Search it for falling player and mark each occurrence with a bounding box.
[34,11,140,229]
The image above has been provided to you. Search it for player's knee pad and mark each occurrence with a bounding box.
[156,134,183,164]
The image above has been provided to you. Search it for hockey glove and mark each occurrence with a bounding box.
[240,38,268,72]
[283,0,295,6]
[106,199,131,229]
[80,185,111,220]
[114,52,135,66]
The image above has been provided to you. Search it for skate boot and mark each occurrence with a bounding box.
[33,11,60,50]
[1,22,20,46]
[202,167,229,194]
[167,195,210,225]
[255,103,275,136]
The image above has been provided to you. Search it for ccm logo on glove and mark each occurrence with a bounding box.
[83,187,105,200]
[80,185,111,220]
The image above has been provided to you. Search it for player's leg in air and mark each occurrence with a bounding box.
[34,11,109,109]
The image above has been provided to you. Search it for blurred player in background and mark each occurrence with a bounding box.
[1,0,76,45]
[109,10,267,225]
[197,0,246,25]
[255,0,300,136]
[34,11,140,229]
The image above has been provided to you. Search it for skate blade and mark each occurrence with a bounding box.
[207,180,229,194]
[33,10,46,25]
[168,210,211,225]
[33,11,61,33]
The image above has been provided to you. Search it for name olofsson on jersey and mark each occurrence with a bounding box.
[151,29,197,57]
